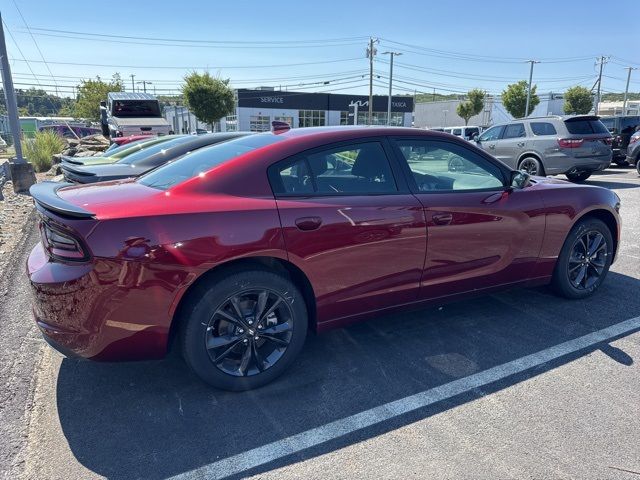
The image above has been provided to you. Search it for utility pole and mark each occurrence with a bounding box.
[130,74,136,92]
[623,67,637,115]
[137,80,152,93]
[382,51,402,126]
[594,56,608,115]
[0,12,35,191]
[524,60,539,118]
[366,37,378,125]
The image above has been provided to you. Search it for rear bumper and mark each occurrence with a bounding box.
[27,242,170,361]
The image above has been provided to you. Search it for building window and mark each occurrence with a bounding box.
[274,116,293,127]
[355,111,404,126]
[249,115,270,132]
[340,111,350,125]
[225,115,238,132]
[298,110,325,128]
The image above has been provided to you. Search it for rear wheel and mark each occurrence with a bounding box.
[565,171,591,182]
[552,218,613,299]
[518,156,544,176]
[180,269,308,391]
[636,161,640,176]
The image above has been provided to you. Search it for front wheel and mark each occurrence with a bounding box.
[552,218,613,299]
[180,269,308,391]
[565,171,591,182]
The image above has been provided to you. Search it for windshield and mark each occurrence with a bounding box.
[111,100,161,118]
[118,136,193,165]
[139,134,283,190]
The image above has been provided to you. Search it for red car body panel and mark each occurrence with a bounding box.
[26,127,621,361]
[111,135,156,147]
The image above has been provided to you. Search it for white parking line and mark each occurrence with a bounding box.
[170,316,640,480]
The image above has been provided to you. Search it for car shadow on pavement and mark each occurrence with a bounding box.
[55,271,640,480]
[585,179,639,189]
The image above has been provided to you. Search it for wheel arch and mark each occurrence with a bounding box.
[517,151,544,169]
[167,256,317,352]
[573,208,619,259]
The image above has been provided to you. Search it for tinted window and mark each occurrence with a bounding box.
[112,100,161,118]
[530,122,557,136]
[564,119,609,135]
[394,139,504,192]
[503,123,526,139]
[272,142,397,195]
[118,136,194,164]
[478,125,504,141]
[466,127,480,138]
[139,134,283,190]
[600,118,616,132]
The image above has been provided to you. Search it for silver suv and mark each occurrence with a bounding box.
[474,115,612,182]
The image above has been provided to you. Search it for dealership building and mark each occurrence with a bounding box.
[165,88,414,133]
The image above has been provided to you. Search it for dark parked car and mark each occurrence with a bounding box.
[28,126,620,391]
[600,115,640,164]
[625,131,640,173]
[61,132,249,183]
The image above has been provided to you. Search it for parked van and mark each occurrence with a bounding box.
[442,126,481,141]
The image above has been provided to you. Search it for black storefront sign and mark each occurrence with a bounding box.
[237,89,413,113]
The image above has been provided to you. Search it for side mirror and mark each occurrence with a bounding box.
[471,132,479,141]
[510,170,531,189]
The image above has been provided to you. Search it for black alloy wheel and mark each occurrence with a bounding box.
[567,231,608,290]
[205,289,293,377]
[552,218,613,299]
[181,269,308,391]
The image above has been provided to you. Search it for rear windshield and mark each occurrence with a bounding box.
[564,119,609,135]
[111,100,161,118]
[138,134,283,190]
[118,136,193,164]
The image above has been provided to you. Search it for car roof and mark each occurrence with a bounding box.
[108,92,157,101]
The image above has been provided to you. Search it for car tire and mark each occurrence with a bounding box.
[518,156,544,176]
[551,218,613,300]
[636,161,640,176]
[565,171,591,182]
[180,268,308,391]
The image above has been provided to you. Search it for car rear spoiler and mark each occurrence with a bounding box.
[29,182,95,219]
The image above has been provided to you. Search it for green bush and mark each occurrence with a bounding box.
[22,130,65,172]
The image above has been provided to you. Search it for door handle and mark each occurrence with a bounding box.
[517,141,525,147]
[488,144,496,149]
[431,213,453,225]
[295,216,322,231]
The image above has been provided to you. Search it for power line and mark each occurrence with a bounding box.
[7,56,363,70]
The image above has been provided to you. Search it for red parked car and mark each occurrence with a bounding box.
[27,126,621,390]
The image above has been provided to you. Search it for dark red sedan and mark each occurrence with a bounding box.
[27,126,621,390]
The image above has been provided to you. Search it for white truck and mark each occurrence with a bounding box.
[100,92,171,138]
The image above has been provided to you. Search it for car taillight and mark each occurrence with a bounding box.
[631,136,639,145]
[40,221,89,261]
[603,137,613,145]
[558,138,584,148]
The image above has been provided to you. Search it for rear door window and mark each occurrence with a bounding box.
[452,128,462,136]
[503,123,526,139]
[466,127,480,138]
[271,142,398,195]
[530,122,557,136]
[564,119,609,135]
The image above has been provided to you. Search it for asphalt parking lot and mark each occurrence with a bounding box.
[2,167,640,480]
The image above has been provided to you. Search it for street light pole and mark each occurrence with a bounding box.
[367,37,378,125]
[524,60,539,118]
[623,67,637,115]
[129,74,136,92]
[383,52,402,126]
[594,56,608,115]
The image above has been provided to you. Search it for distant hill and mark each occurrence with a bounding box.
[415,93,462,103]
[601,92,640,102]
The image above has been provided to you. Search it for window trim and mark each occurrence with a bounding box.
[268,137,410,198]
[388,136,510,195]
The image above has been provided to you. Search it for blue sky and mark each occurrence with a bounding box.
[2,0,638,98]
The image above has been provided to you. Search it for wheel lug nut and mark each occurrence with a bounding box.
[238,328,244,334]
[248,320,253,325]
[243,339,248,344]
[254,336,259,341]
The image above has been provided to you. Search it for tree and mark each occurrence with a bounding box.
[456,89,485,125]
[502,80,539,118]
[182,72,235,131]
[564,86,593,115]
[74,74,123,121]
